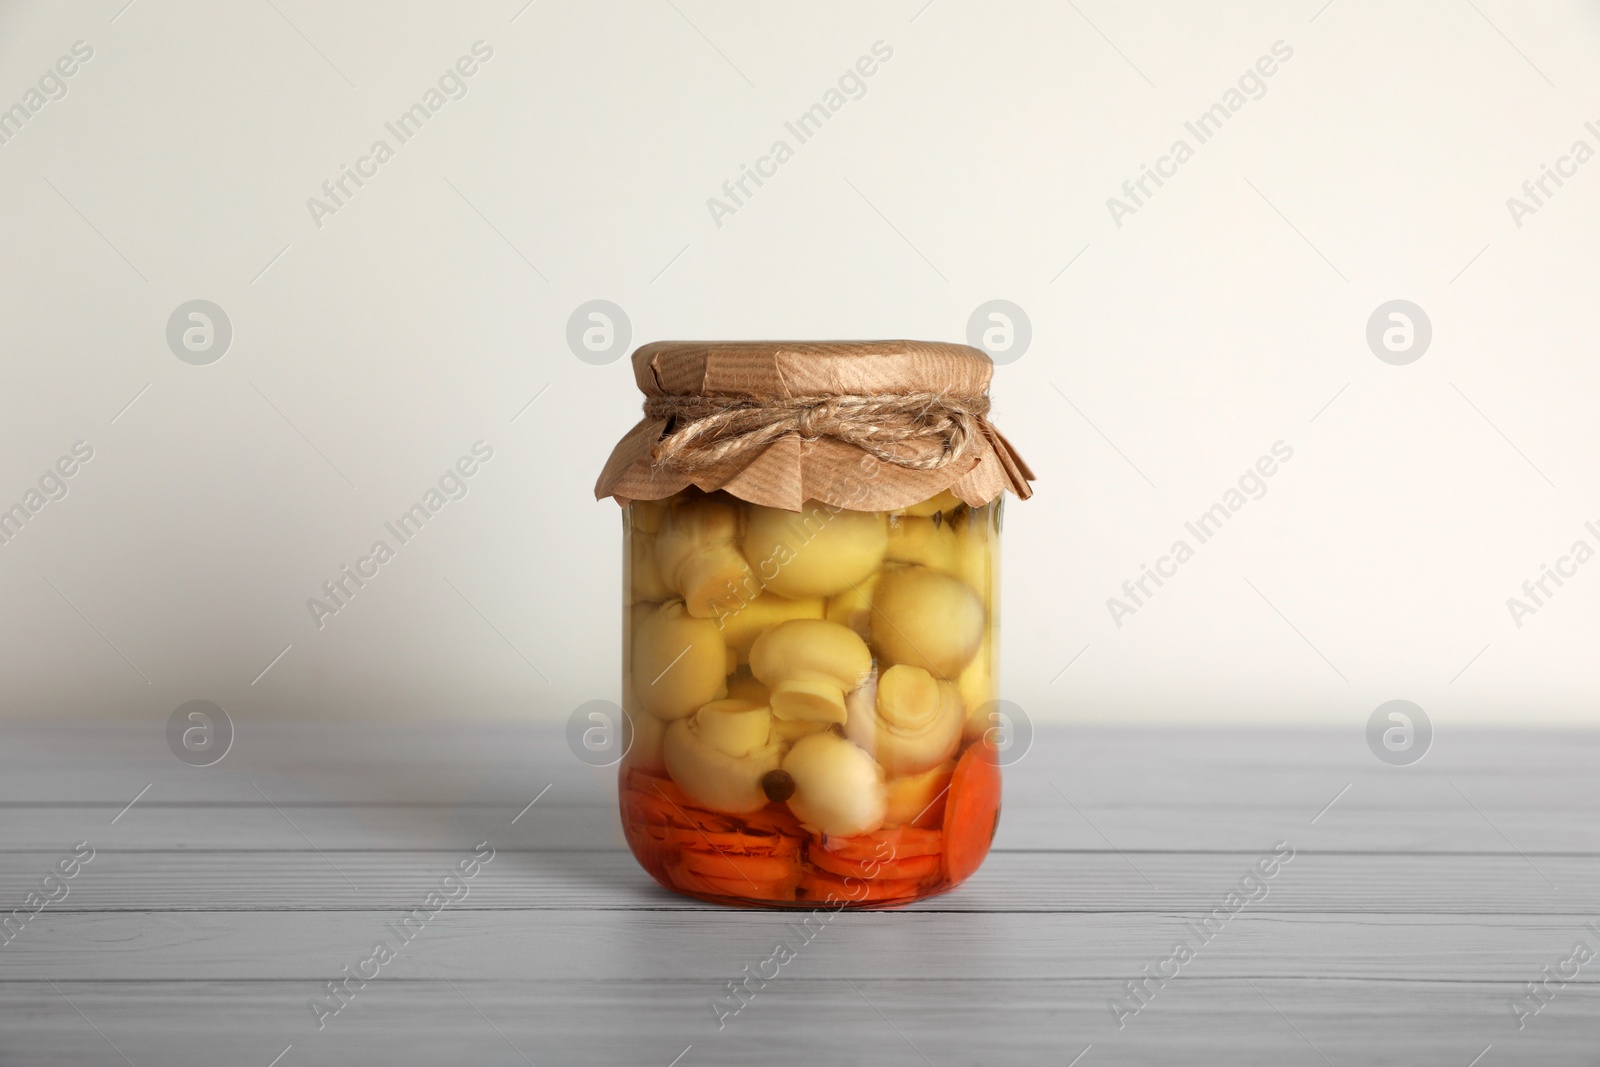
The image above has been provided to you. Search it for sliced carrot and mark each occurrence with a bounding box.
[623,788,745,836]
[680,849,796,883]
[908,794,947,829]
[807,848,941,881]
[670,866,797,902]
[661,827,799,858]
[622,789,698,830]
[816,825,944,863]
[799,869,922,904]
[942,741,1001,884]
[741,804,807,837]
[626,771,803,836]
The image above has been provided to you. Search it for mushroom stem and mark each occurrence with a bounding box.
[749,619,873,725]
[655,499,757,619]
[770,679,848,724]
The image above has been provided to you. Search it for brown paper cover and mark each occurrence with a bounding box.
[594,340,1035,512]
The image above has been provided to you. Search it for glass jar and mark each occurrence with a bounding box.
[597,341,1033,908]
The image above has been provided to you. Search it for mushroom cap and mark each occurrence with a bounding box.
[663,714,782,814]
[782,732,887,837]
[715,592,824,656]
[883,759,955,827]
[743,503,887,599]
[654,499,755,619]
[695,698,772,758]
[749,618,873,691]
[773,718,832,742]
[884,515,961,575]
[869,566,985,678]
[630,601,729,720]
[655,499,739,573]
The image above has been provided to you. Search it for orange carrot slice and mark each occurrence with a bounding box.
[622,790,697,830]
[807,848,941,881]
[942,741,1001,884]
[626,771,799,835]
[624,783,741,835]
[680,849,796,883]
[670,866,796,902]
[799,869,921,904]
[816,825,944,863]
[741,804,806,837]
[908,794,947,828]
[661,826,798,855]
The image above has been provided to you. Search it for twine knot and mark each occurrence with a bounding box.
[643,391,991,473]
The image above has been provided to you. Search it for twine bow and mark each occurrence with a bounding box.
[644,392,991,473]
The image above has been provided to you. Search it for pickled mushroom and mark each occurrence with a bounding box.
[663,699,782,814]
[655,498,756,619]
[772,718,832,742]
[781,732,887,837]
[693,698,773,757]
[749,618,873,725]
[869,565,985,678]
[845,663,964,776]
[883,759,955,827]
[631,601,729,720]
[884,515,961,575]
[715,592,824,658]
[742,503,887,599]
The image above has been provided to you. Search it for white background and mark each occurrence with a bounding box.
[1,0,1596,728]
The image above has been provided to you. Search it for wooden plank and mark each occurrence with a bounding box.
[0,850,1591,914]
[3,724,1595,807]
[5,910,1600,981]
[4,794,1596,852]
[0,979,1592,1066]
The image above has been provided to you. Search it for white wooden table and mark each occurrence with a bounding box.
[3,721,1595,1065]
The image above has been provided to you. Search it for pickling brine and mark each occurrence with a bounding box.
[618,489,1002,906]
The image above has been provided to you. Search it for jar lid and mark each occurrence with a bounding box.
[594,340,1035,511]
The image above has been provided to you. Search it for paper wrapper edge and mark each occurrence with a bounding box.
[596,427,1033,510]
